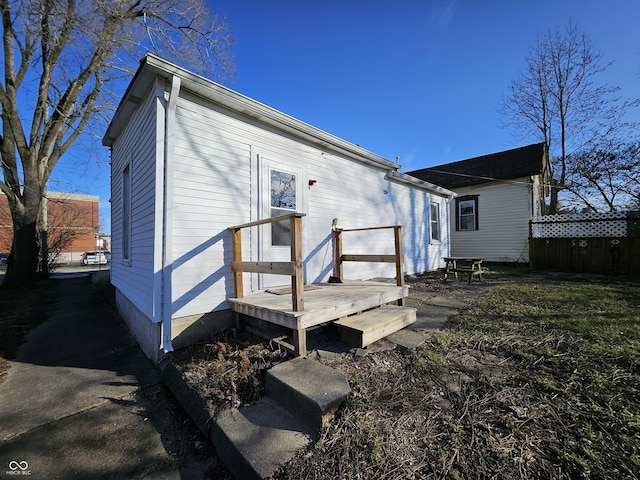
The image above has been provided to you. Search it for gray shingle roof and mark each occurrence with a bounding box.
[406,143,546,189]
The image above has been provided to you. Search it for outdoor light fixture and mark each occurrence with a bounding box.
[308,180,317,187]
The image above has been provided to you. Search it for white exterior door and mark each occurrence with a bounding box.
[259,156,306,289]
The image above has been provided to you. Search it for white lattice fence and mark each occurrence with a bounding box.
[531,212,628,238]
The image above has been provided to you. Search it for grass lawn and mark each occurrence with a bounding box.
[277,269,640,479]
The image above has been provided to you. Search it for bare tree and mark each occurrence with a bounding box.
[501,22,638,213]
[0,0,233,288]
[565,141,640,212]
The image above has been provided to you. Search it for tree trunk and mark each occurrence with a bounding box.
[40,191,49,277]
[2,195,41,289]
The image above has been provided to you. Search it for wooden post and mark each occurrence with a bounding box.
[335,229,343,281]
[231,227,245,330]
[293,328,307,357]
[231,228,243,298]
[290,215,304,312]
[394,226,404,287]
[528,219,535,268]
[394,226,404,306]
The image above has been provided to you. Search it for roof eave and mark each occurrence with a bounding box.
[387,170,456,197]
[103,54,400,171]
[447,173,543,190]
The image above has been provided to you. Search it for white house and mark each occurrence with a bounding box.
[103,54,454,364]
[407,143,546,263]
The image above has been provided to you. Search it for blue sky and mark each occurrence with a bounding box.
[212,0,639,166]
[50,0,640,233]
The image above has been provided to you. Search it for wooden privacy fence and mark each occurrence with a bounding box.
[529,211,640,275]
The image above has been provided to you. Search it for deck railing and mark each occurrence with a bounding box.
[228,218,405,315]
[228,213,306,312]
[334,225,405,293]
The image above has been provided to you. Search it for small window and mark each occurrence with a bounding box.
[430,202,440,242]
[456,195,479,231]
[270,170,296,246]
[122,164,131,260]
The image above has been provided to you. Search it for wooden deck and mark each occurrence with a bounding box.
[228,280,408,355]
[227,216,411,356]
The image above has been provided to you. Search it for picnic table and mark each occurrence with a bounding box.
[443,257,487,284]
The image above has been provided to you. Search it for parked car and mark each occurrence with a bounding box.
[81,251,108,265]
[101,250,111,263]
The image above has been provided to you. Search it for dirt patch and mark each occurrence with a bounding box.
[172,330,291,415]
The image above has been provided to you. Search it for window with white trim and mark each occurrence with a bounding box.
[122,163,131,260]
[430,202,440,242]
[456,195,479,231]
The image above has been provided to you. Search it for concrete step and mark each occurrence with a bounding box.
[266,357,352,432]
[211,358,350,479]
[212,397,316,480]
[334,305,417,348]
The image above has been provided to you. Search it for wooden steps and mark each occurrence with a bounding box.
[229,282,411,356]
[334,305,417,348]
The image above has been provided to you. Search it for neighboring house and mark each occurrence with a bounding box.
[103,54,455,364]
[407,143,546,263]
[0,191,102,264]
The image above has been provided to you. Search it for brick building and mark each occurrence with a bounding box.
[0,191,105,264]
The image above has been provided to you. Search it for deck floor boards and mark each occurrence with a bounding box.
[229,280,408,330]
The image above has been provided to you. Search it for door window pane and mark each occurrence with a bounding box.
[270,170,296,246]
[271,171,296,209]
[271,209,291,246]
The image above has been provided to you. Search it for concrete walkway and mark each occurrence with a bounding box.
[0,272,221,479]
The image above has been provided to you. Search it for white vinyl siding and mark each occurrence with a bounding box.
[449,179,533,262]
[109,85,162,319]
[109,76,451,330]
[163,90,450,318]
[169,94,252,318]
[301,151,449,282]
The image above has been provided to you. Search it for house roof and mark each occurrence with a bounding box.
[406,143,546,189]
[103,55,399,167]
[103,54,454,197]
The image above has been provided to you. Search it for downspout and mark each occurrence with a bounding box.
[445,193,455,260]
[161,75,181,354]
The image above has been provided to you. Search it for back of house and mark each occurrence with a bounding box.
[103,54,454,363]
[407,143,546,263]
